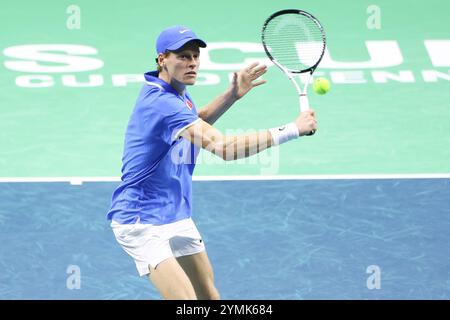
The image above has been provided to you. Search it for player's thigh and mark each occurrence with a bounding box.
[148,257,197,300]
[176,251,217,294]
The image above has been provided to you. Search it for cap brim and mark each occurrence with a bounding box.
[166,38,207,51]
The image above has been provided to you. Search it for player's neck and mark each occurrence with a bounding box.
[159,72,186,96]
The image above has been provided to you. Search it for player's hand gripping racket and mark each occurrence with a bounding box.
[262,9,326,135]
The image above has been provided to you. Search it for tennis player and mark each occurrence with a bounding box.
[107,25,317,300]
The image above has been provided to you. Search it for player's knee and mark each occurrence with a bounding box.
[177,289,198,300]
[163,285,197,300]
[208,288,220,300]
[198,285,220,300]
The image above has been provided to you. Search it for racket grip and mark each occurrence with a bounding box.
[299,94,315,136]
[299,94,310,112]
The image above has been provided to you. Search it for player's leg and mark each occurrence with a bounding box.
[166,217,220,299]
[176,251,220,300]
[147,257,197,300]
[111,220,197,300]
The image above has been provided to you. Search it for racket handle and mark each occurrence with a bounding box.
[299,94,316,136]
[299,94,310,112]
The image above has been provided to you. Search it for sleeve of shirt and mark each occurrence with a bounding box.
[161,97,200,144]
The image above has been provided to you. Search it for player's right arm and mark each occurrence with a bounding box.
[180,110,317,161]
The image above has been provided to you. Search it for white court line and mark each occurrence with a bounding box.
[0,174,449,185]
[193,174,450,181]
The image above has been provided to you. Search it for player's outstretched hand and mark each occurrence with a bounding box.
[295,110,317,136]
[230,62,267,100]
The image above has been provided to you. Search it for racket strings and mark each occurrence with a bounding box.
[263,13,325,72]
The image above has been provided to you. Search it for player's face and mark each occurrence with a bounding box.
[164,42,200,85]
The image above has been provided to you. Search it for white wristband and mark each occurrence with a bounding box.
[269,122,299,146]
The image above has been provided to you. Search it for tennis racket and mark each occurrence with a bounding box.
[261,9,326,135]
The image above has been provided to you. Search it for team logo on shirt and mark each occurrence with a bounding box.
[186,99,193,110]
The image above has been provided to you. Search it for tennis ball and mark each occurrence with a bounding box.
[313,77,331,95]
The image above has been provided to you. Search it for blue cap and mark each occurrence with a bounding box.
[156,25,207,54]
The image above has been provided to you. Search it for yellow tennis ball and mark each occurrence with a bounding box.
[313,77,331,95]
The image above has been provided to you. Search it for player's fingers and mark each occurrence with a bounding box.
[253,64,268,74]
[246,62,260,71]
[301,110,314,117]
[252,80,267,87]
[255,69,267,78]
[307,114,317,126]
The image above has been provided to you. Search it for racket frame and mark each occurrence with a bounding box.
[261,9,326,114]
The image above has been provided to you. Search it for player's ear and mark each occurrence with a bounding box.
[157,52,170,69]
[157,53,164,67]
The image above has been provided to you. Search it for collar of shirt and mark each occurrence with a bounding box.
[144,71,186,98]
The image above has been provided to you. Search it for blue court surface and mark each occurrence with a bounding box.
[0,178,449,300]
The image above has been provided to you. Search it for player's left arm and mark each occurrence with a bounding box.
[198,62,267,125]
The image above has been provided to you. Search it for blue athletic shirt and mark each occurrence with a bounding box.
[107,71,201,225]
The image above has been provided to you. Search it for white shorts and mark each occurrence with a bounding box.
[111,217,205,276]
